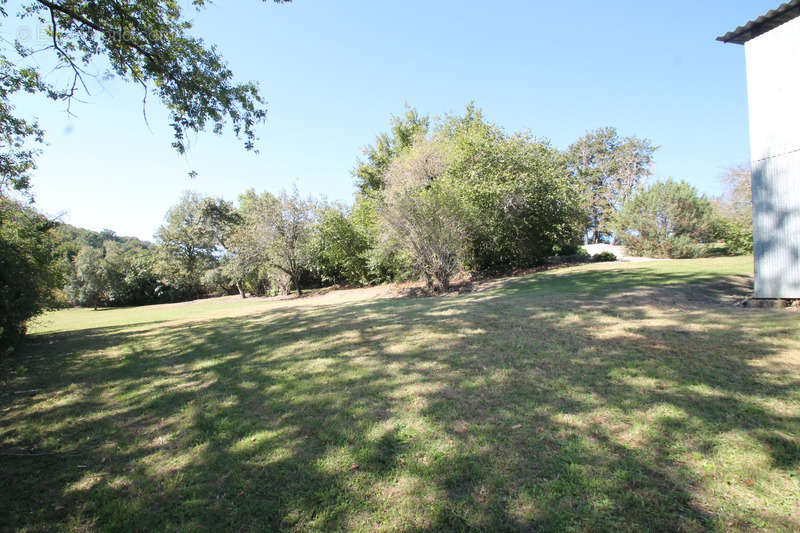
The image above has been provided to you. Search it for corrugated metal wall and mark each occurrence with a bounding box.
[752,154,800,298]
[745,16,800,298]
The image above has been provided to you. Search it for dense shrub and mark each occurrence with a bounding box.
[592,251,617,262]
[312,204,370,285]
[613,179,715,258]
[0,200,61,352]
[714,219,753,256]
[382,137,468,290]
[443,111,585,272]
[553,243,588,257]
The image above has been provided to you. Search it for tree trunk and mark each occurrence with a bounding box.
[236,282,246,299]
[440,276,450,292]
[294,273,302,296]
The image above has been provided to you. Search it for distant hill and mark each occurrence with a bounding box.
[52,223,153,258]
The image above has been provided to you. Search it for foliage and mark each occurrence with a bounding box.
[712,164,753,255]
[443,106,585,271]
[715,218,753,256]
[553,243,588,256]
[567,127,656,243]
[102,242,161,306]
[237,188,317,295]
[0,54,50,197]
[382,137,467,290]
[52,224,160,307]
[312,203,370,285]
[614,179,716,258]
[155,191,218,299]
[0,199,61,351]
[68,246,107,309]
[349,191,413,283]
[592,251,617,262]
[353,106,429,194]
[0,1,290,196]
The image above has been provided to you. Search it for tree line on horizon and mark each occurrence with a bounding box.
[1,103,753,353]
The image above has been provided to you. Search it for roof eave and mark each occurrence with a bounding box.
[717,0,800,44]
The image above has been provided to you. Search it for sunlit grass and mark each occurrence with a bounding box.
[2,256,799,531]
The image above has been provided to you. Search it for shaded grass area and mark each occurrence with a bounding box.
[2,256,799,531]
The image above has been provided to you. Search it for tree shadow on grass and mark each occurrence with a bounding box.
[1,267,798,531]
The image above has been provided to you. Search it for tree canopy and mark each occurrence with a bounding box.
[0,0,290,196]
[567,127,656,243]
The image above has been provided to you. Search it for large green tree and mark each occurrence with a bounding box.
[0,0,289,197]
[567,127,656,243]
[312,203,370,286]
[69,246,107,309]
[155,191,218,299]
[443,105,585,271]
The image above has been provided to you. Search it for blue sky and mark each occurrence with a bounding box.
[7,0,777,240]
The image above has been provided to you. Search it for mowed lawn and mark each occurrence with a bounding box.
[2,257,800,532]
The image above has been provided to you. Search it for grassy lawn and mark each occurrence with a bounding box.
[2,256,799,532]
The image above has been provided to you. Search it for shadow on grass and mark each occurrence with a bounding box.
[1,266,798,531]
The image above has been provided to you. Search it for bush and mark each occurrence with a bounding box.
[614,179,715,258]
[553,243,588,257]
[382,138,468,291]
[0,200,61,352]
[714,218,753,256]
[446,122,585,272]
[312,205,370,285]
[592,251,617,262]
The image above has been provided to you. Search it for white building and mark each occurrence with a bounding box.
[719,1,800,298]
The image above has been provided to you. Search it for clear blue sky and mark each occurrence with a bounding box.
[7,0,777,241]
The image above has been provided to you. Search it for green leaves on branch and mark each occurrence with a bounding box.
[0,199,61,352]
[1,1,290,196]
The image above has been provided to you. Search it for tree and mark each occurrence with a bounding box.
[0,199,61,351]
[712,164,753,255]
[348,191,412,284]
[238,188,316,296]
[312,204,370,285]
[613,179,716,258]
[354,106,429,193]
[567,127,656,243]
[70,246,107,309]
[0,0,289,197]
[200,197,246,296]
[102,241,160,306]
[382,136,468,291]
[443,105,584,271]
[155,191,217,299]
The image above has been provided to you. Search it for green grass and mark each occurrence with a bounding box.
[2,256,799,532]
